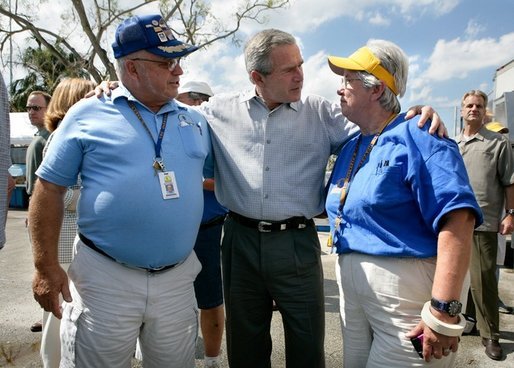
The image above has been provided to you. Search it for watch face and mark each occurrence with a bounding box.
[448,300,462,316]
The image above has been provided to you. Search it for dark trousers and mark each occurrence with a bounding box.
[466,231,500,340]
[221,216,325,368]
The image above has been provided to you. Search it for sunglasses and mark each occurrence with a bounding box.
[26,105,46,112]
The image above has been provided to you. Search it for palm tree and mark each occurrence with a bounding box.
[9,39,91,111]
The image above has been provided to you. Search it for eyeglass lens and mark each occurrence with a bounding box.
[26,106,44,111]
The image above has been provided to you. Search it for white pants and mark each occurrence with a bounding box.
[41,263,70,368]
[336,253,466,368]
[60,239,201,368]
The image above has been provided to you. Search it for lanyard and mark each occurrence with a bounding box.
[335,113,397,223]
[128,101,169,172]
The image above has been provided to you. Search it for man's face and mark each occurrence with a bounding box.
[127,52,183,107]
[258,44,303,109]
[26,94,48,128]
[176,92,203,106]
[461,95,486,126]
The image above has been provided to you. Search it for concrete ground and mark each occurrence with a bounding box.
[1,209,514,367]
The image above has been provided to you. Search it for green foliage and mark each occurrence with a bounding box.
[9,40,90,111]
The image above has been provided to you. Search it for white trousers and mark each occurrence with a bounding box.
[336,252,466,368]
[60,239,201,368]
[41,263,70,368]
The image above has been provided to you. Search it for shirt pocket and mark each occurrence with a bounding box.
[178,123,207,159]
[360,165,405,206]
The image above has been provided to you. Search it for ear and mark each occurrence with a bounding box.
[125,60,140,78]
[370,81,387,102]
[251,70,265,87]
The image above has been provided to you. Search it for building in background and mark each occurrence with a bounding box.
[493,59,514,142]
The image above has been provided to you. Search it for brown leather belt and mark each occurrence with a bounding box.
[78,233,179,273]
[228,211,314,233]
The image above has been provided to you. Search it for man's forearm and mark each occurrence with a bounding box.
[29,179,66,269]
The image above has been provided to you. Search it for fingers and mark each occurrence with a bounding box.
[61,280,73,303]
[424,342,459,361]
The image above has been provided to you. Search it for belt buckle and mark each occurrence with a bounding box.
[146,265,166,273]
[258,221,272,232]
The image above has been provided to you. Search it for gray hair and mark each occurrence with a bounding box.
[115,57,128,81]
[461,90,488,107]
[244,29,297,81]
[357,39,409,114]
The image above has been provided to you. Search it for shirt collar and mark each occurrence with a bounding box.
[238,89,299,111]
[112,84,186,114]
[455,125,487,143]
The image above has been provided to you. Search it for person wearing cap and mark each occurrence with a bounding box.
[325,40,482,367]
[177,81,214,106]
[28,14,212,367]
[455,90,514,361]
[94,29,446,368]
[177,81,227,368]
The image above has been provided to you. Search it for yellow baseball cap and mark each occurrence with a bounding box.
[485,121,509,133]
[328,46,398,95]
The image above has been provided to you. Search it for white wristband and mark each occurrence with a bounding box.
[421,301,466,337]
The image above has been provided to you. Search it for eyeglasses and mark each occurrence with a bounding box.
[129,57,181,72]
[341,75,362,89]
[188,92,210,102]
[26,105,46,112]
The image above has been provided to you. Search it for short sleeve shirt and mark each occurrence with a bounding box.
[455,126,514,231]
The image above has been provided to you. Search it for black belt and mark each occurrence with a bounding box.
[78,233,180,273]
[200,214,226,230]
[228,211,314,233]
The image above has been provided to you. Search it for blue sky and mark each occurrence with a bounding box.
[4,0,514,135]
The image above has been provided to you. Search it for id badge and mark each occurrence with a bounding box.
[158,171,180,199]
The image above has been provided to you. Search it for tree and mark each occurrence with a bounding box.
[9,41,90,111]
[0,0,290,84]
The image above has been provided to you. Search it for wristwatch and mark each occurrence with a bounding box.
[506,209,514,216]
[430,297,462,317]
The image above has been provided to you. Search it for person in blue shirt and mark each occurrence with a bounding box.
[28,14,212,367]
[325,40,482,367]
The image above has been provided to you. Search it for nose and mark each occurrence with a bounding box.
[173,63,184,76]
[293,66,303,81]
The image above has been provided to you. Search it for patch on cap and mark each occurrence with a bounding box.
[112,14,198,59]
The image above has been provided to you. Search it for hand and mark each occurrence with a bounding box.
[32,265,72,319]
[406,320,459,362]
[84,80,119,98]
[499,214,514,235]
[405,105,448,138]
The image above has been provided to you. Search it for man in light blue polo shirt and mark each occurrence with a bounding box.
[28,14,212,367]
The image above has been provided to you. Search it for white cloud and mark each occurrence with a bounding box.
[424,33,514,82]
[464,19,486,39]
[211,0,461,37]
[302,50,340,102]
[369,12,391,26]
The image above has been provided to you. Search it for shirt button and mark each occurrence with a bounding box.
[264,194,269,199]
[265,167,270,171]
[266,139,271,144]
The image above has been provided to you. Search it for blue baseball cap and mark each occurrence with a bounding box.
[112,14,198,59]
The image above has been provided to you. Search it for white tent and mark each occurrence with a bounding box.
[10,112,36,146]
